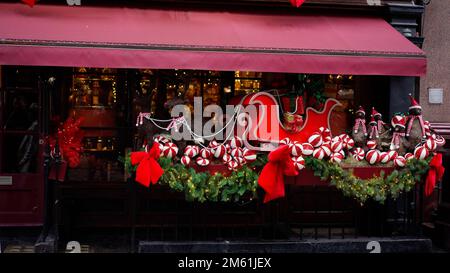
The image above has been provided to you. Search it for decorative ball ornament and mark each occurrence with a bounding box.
[208,140,219,150]
[180,155,191,166]
[222,154,232,164]
[308,133,323,148]
[338,134,349,141]
[313,147,326,160]
[227,160,239,171]
[231,147,243,158]
[365,149,380,165]
[330,152,344,164]
[230,136,243,148]
[280,138,291,146]
[366,140,377,150]
[243,149,257,163]
[425,138,437,151]
[405,153,414,161]
[236,156,246,166]
[343,138,355,150]
[319,127,332,138]
[196,157,210,166]
[330,140,343,153]
[154,135,169,144]
[214,145,227,158]
[224,143,231,153]
[184,145,199,158]
[321,144,332,157]
[388,150,398,161]
[394,156,406,167]
[379,152,390,164]
[161,142,179,158]
[414,145,429,160]
[339,150,345,158]
[292,156,305,171]
[352,147,365,161]
[289,141,303,156]
[199,148,212,159]
[301,143,314,156]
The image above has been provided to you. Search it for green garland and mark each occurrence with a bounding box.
[121,151,430,204]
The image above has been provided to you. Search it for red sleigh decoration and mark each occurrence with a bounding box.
[237,92,340,150]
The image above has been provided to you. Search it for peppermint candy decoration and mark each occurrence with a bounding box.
[388,150,398,161]
[243,149,257,163]
[331,140,343,153]
[425,137,437,151]
[338,133,349,141]
[236,156,246,166]
[231,147,243,158]
[330,152,344,164]
[289,141,303,156]
[313,147,326,160]
[319,127,332,138]
[292,156,305,171]
[230,136,243,148]
[301,143,314,156]
[343,137,355,150]
[405,153,414,161]
[224,143,232,153]
[433,134,446,147]
[154,135,170,144]
[180,155,191,166]
[227,160,239,171]
[379,152,390,164]
[308,133,323,148]
[321,144,332,157]
[339,150,346,158]
[414,145,429,160]
[200,148,212,159]
[222,153,232,164]
[280,137,291,146]
[208,140,219,150]
[352,147,365,161]
[366,140,377,150]
[365,149,380,165]
[161,142,178,158]
[394,156,406,167]
[214,145,227,158]
[184,145,199,158]
[196,157,210,166]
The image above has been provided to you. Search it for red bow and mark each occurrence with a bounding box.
[130,142,164,187]
[258,145,298,203]
[425,153,445,196]
[290,0,306,8]
[21,0,36,7]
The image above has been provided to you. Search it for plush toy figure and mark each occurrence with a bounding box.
[390,115,409,154]
[352,106,367,147]
[369,107,391,150]
[406,94,427,149]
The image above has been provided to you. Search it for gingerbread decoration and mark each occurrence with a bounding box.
[352,106,367,147]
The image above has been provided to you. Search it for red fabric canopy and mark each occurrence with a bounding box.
[0,3,426,76]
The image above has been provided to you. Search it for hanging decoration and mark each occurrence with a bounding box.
[49,116,84,168]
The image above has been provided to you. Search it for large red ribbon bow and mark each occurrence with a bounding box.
[258,145,298,203]
[425,153,445,196]
[22,0,36,7]
[290,0,306,8]
[130,142,164,187]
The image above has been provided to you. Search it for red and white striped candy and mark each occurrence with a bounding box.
[319,127,332,138]
[227,160,239,171]
[414,145,429,160]
[292,156,305,171]
[222,153,232,164]
[379,152,390,164]
[230,136,243,148]
[405,153,414,161]
[243,149,257,163]
[352,147,365,161]
[208,140,219,149]
[366,150,380,165]
[200,148,212,159]
[154,135,170,144]
[330,152,344,164]
[394,156,406,167]
[289,141,304,156]
[425,138,437,151]
[224,143,231,153]
[321,144,332,157]
[331,140,343,153]
[301,143,314,156]
[180,155,191,166]
[388,150,398,161]
[236,156,246,166]
[184,145,199,158]
[308,133,323,148]
[196,157,210,166]
[161,142,178,158]
[214,145,227,158]
[343,138,355,150]
[231,147,243,158]
[280,138,291,146]
[339,134,349,141]
[366,140,377,150]
[434,135,446,147]
[339,150,346,158]
[313,147,326,160]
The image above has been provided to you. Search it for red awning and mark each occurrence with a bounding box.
[0,3,426,76]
